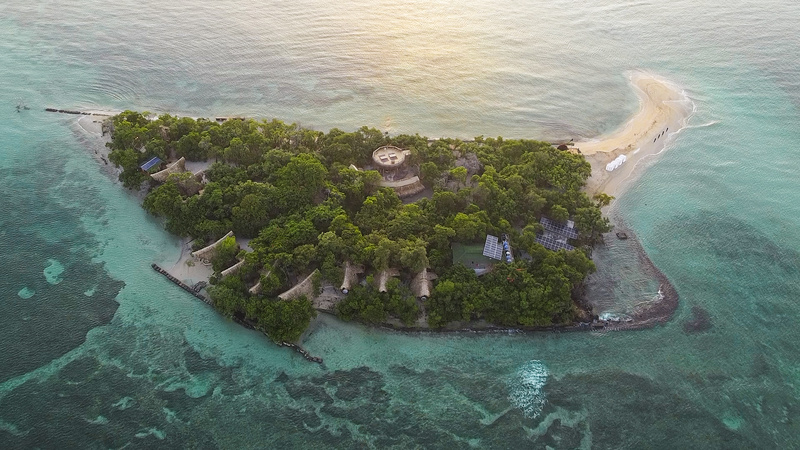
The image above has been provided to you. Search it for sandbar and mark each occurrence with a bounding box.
[578,71,693,199]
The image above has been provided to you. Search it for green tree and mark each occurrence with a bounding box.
[248,296,316,342]
[420,161,442,187]
[593,192,614,208]
[336,285,388,324]
[231,193,270,238]
[450,212,487,242]
[550,205,570,222]
[449,166,468,187]
[399,239,429,273]
[177,131,206,161]
[224,137,261,166]
[211,236,239,273]
[207,284,246,318]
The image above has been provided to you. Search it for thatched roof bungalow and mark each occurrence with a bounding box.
[220,259,246,277]
[248,270,271,295]
[411,268,438,300]
[278,270,319,301]
[190,231,234,261]
[374,268,400,293]
[151,157,187,182]
[340,262,364,294]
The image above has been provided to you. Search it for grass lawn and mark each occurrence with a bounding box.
[451,243,493,269]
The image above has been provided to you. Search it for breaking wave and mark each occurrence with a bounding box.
[507,360,548,419]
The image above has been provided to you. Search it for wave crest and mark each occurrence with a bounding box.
[507,360,548,419]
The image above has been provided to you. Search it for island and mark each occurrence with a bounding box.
[87,71,685,346]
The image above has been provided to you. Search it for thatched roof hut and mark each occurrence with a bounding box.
[220,259,246,277]
[278,270,320,301]
[190,231,234,261]
[340,262,364,294]
[411,268,438,299]
[248,270,271,295]
[374,268,400,293]
[151,157,187,182]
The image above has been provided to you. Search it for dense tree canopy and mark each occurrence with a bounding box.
[109,111,611,339]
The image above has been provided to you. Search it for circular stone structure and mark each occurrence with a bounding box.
[372,145,406,169]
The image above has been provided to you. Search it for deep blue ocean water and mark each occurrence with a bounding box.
[1,0,799,447]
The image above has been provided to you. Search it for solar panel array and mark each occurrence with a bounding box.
[483,235,503,260]
[536,235,575,251]
[140,156,162,171]
[540,217,579,239]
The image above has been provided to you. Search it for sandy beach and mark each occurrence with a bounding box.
[578,72,693,199]
[166,238,214,285]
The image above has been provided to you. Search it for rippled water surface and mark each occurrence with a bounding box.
[1,0,800,447]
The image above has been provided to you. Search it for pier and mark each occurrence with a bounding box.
[45,108,109,116]
[151,263,212,305]
[279,342,324,364]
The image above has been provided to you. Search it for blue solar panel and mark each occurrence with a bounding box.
[483,235,503,260]
[535,235,575,251]
[140,157,162,171]
[540,217,579,239]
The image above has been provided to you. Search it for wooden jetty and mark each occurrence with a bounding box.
[151,263,212,305]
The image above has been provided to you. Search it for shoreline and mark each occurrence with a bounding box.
[579,71,694,199]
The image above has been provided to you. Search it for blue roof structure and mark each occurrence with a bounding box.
[140,157,162,171]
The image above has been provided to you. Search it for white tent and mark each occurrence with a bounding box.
[605,154,627,172]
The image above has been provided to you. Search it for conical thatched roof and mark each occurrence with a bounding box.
[411,268,437,299]
[374,268,400,293]
[340,262,364,293]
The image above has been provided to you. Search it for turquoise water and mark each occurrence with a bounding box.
[2,0,800,447]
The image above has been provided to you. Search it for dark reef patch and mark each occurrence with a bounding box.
[543,371,750,449]
[683,305,713,333]
[0,159,123,384]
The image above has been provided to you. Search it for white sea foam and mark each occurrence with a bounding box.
[507,360,548,419]
[685,120,720,129]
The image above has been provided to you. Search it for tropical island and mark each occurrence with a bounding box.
[102,109,613,342]
[90,71,687,346]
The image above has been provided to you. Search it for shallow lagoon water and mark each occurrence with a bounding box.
[1,0,800,447]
